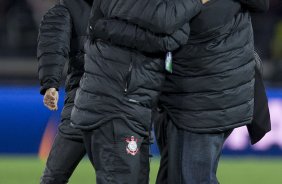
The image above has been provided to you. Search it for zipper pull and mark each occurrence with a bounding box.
[124,83,128,94]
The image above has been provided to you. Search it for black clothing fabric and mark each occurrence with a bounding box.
[39,1,91,183]
[88,0,202,35]
[71,39,164,134]
[37,0,92,139]
[40,134,86,184]
[239,0,269,12]
[154,111,232,184]
[92,0,271,141]
[71,0,202,133]
[91,19,191,53]
[90,0,270,134]
[248,67,271,144]
[83,119,150,184]
[159,0,257,133]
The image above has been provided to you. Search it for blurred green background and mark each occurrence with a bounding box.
[1,157,282,184]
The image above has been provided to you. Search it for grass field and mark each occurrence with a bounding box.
[0,156,282,184]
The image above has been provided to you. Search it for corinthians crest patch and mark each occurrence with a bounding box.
[125,136,139,156]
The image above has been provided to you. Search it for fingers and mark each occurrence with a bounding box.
[45,94,56,101]
[43,98,56,105]
[49,89,59,102]
[201,0,210,4]
[44,104,58,111]
[44,103,58,111]
[53,91,59,102]
[43,98,58,111]
[43,88,59,111]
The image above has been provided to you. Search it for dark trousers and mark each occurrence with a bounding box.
[40,133,86,184]
[155,117,232,184]
[82,119,150,184]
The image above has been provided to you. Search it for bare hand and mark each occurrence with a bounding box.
[43,88,59,111]
[201,0,210,4]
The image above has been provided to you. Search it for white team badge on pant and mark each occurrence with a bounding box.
[125,136,139,156]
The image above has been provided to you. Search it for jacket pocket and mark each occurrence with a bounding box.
[124,61,133,95]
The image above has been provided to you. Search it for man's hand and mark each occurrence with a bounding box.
[201,0,210,4]
[43,88,59,111]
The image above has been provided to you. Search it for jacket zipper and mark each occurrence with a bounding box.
[124,61,133,95]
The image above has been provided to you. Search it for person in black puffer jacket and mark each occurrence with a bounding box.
[155,0,270,183]
[70,0,203,183]
[155,3,270,183]
[37,0,93,183]
[88,0,271,183]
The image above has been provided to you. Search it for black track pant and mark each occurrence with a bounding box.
[82,119,150,184]
[40,133,86,184]
[154,112,232,184]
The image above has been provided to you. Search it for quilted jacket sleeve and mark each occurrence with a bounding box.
[103,0,202,34]
[92,19,190,53]
[238,0,269,12]
[37,4,72,95]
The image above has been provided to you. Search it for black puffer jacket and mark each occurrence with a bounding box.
[160,0,269,133]
[37,0,92,138]
[90,0,269,133]
[70,0,202,134]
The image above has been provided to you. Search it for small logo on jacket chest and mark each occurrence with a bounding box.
[125,136,139,156]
